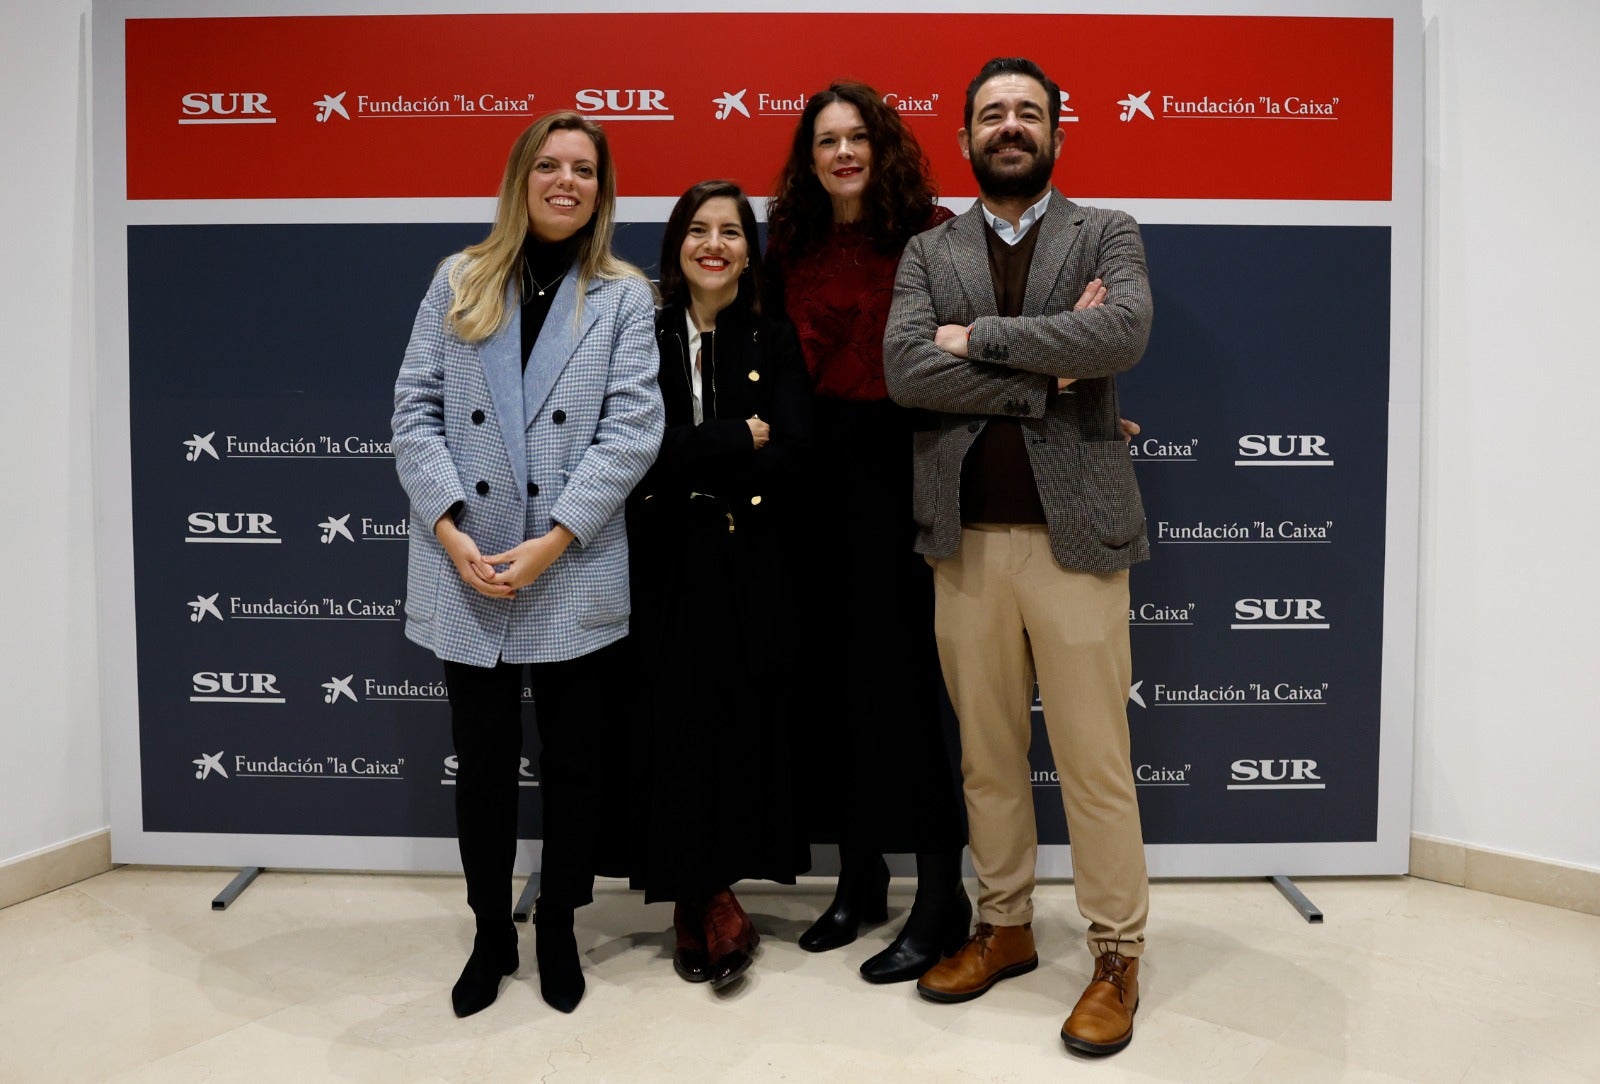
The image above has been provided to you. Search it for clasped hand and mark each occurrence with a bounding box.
[435,516,575,599]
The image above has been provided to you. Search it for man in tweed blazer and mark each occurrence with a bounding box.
[883,57,1151,1057]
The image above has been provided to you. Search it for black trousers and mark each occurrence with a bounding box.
[443,639,629,929]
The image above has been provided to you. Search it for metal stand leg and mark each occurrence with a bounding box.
[513,874,541,924]
[212,867,263,911]
[1268,875,1324,923]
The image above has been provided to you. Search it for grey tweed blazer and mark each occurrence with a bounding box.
[393,257,664,667]
[883,192,1152,573]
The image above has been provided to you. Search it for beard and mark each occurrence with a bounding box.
[969,133,1057,200]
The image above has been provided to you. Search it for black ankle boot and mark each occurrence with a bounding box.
[859,849,971,984]
[799,852,890,953]
[451,926,519,1017]
[534,903,585,1013]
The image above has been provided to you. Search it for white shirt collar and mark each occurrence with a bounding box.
[980,190,1053,246]
[683,309,704,425]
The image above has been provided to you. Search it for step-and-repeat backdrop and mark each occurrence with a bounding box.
[93,2,1421,876]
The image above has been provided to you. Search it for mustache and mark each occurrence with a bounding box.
[984,132,1039,155]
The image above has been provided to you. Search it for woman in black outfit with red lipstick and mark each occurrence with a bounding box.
[627,181,813,991]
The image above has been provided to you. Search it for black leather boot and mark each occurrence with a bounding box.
[859,849,971,984]
[451,923,519,1017]
[798,849,890,952]
[534,901,585,1013]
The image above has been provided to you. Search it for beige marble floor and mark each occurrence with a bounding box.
[0,870,1596,1083]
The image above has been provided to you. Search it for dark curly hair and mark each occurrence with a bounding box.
[765,81,940,261]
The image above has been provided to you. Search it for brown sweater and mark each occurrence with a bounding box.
[960,219,1047,525]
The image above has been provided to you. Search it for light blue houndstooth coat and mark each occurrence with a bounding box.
[392,256,664,668]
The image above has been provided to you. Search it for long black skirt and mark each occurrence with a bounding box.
[795,395,966,856]
[627,504,811,904]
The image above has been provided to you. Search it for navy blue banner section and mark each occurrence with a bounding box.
[128,221,1388,844]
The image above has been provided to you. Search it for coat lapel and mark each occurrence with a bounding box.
[1022,191,1085,317]
[478,280,527,494]
[524,264,596,430]
[949,205,999,318]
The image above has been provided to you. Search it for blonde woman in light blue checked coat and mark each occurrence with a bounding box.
[392,112,662,1021]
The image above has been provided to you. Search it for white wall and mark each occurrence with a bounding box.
[0,0,105,865]
[1413,0,1600,872]
[2,0,1595,875]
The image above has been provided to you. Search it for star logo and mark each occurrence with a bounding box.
[183,432,219,461]
[1117,92,1154,122]
[314,92,349,122]
[193,751,228,780]
[322,675,356,704]
[1128,681,1146,708]
[187,593,223,623]
[318,514,354,544]
[713,89,749,120]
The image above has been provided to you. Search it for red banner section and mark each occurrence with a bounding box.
[126,13,1392,201]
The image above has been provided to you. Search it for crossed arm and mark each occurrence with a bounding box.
[883,211,1152,414]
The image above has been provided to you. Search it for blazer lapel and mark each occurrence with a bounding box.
[478,281,528,495]
[1022,191,1085,317]
[949,205,999,319]
[523,265,596,430]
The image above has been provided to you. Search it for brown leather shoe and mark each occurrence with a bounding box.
[916,921,1038,1003]
[672,901,710,983]
[1061,952,1140,1055]
[703,888,760,990]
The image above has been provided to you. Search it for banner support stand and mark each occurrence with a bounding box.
[513,874,540,923]
[211,867,263,911]
[1268,876,1323,923]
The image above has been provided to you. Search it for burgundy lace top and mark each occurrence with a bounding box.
[776,207,955,401]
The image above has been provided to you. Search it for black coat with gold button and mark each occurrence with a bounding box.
[624,300,814,903]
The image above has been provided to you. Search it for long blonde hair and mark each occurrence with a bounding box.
[446,112,644,342]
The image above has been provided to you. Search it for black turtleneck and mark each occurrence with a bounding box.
[519,234,582,369]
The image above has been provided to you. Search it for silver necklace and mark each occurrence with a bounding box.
[523,265,564,301]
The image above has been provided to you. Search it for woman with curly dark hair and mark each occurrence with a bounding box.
[764,81,972,985]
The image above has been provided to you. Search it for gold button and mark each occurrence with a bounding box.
[747,369,760,381]
[750,495,762,506]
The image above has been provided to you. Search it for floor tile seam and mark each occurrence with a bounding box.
[1263,940,1600,1004]
[70,875,208,934]
[0,926,315,1024]
[78,1006,278,1084]
[6,882,164,939]
[91,919,363,1018]
[94,1004,421,1083]
[1151,1000,1304,1048]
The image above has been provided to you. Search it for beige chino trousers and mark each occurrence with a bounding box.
[930,524,1149,956]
